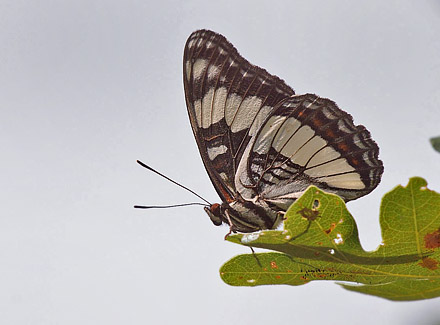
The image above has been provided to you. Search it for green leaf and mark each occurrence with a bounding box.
[431,136,440,153]
[220,177,440,301]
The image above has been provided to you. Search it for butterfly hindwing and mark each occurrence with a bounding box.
[183,29,295,203]
[236,94,384,210]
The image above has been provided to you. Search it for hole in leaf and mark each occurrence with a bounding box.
[313,199,320,209]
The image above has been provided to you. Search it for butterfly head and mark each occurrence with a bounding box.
[204,203,223,226]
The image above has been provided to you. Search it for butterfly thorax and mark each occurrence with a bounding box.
[204,195,283,233]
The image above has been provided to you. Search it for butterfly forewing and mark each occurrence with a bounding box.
[236,94,383,210]
[183,29,295,203]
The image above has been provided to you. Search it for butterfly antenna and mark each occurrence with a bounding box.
[136,160,211,205]
[134,202,207,209]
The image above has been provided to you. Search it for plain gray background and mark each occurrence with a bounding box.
[1,1,440,324]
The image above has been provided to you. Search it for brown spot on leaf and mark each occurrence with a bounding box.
[418,257,439,270]
[324,223,337,234]
[275,275,281,279]
[270,261,278,269]
[424,228,440,249]
[317,242,323,246]
[298,207,320,221]
[314,251,320,256]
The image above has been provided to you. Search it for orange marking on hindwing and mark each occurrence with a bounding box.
[313,118,323,127]
[326,129,335,138]
[338,142,348,152]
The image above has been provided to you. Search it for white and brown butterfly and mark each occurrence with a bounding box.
[182,29,383,234]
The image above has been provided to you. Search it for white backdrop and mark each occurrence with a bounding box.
[1,1,440,324]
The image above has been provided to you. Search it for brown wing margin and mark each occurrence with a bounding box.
[183,29,295,203]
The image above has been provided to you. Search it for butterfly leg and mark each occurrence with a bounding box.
[268,211,287,230]
[277,211,286,221]
[224,210,237,239]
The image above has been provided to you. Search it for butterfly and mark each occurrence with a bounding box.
[183,29,383,234]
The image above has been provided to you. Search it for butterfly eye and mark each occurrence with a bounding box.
[211,203,221,216]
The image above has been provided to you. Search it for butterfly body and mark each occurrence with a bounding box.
[205,194,283,233]
[184,30,383,233]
